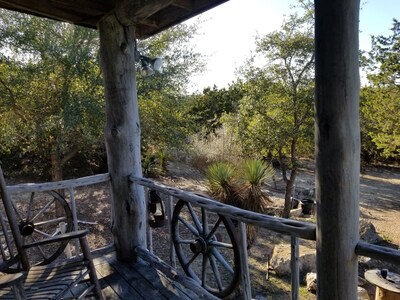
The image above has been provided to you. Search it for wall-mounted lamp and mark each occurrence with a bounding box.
[139,55,163,76]
[135,42,163,77]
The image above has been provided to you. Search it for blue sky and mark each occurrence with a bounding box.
[187,0,400,92]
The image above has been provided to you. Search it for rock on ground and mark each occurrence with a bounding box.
[270,243,316,280]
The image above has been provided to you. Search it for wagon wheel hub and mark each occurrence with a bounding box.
[18,221,35,236]
[190,237,209,254]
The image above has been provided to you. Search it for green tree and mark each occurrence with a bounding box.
[187,84,244,137]
[0,10,103,180]
[361,19,400,159]
[235,12,315,218]
[136,22,206,157]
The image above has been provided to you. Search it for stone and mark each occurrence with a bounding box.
[359,256,400,275]
[359,219,383,244]
[290,208,303,218]
[306,272,317,293]
[270,243,316,280]
[304,273,372,298]
[357,286,370,300]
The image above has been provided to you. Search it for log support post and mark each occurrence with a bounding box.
[98,13,146,262]
[315,0,360,298]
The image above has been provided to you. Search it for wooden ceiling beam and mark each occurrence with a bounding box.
[138,18,158,28]
[0,0,112,27]
[171,0,192,11]
[136,0,227,36]
[0,0,229,38]
[115,0,173,26]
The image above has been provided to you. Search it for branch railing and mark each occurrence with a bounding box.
[5,173,112,257]
[3,173,399,299]
[131,175,316,300]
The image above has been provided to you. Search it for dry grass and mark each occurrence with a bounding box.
[5,161,399,299]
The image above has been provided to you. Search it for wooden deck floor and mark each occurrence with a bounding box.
[92,252,204,299]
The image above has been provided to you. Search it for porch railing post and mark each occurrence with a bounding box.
[166,195,176,268]
[68,187,80,256]
[144,187,153,253]
[291,235,299,300]
[238,221,252,300]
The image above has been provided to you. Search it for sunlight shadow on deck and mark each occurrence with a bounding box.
[92,252,200,299]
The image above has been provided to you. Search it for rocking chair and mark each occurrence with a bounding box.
[0,166,103,299]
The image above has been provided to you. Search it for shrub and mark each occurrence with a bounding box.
[206,159,274,248]
[206,162,240,206]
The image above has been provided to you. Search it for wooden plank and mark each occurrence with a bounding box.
[167,195,176,268]
[131,176,317,240]
[133,260,192,300]
[238,221,251,300]
[0,167,30,270]
[23,230,88,248]
[116,0,173,25]
[93,252,117,266]
[171,0,192,10]
[135,247,219,300]
[135,0,229,38]
[7,173,110,194]
[290,235,299,300]
[314,0,361,299]
[109,259,168,299]
[95,259,143,299]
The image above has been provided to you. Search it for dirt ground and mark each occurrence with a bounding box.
[159,161,400,245]
[152,161,400,299]
[5,160,400,299]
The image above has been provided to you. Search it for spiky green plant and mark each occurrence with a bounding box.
[206,162,239,206]
[238,159,274,212]
[237,159,275,248]
[156,149,169,172]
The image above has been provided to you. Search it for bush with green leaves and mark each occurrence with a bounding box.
[206,159,274,248]
[206,162,239,206]
[237,159,274,212]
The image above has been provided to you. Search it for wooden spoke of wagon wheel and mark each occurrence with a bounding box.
[7,190,73,269]
[171,200,241,298]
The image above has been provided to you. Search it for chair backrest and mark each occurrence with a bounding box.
[0,166,30,270]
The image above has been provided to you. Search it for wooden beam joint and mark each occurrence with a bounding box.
[115,0,173,26]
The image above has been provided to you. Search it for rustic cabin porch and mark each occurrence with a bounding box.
[92,251,211,299]
[1,173,399,299]
[0,0,399,299]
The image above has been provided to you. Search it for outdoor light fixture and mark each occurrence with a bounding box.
[134,39,163,76]
[139,55,163,76]
[135,42,163,77]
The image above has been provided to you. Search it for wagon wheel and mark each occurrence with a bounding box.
[171,200,241,298]
[7,190,73,269]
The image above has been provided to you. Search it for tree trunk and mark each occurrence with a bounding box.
[50,144,65,216]
[98,14,146,262]
[50,151,63,183]
[315,0,360,299]
[282,169,297,218]
[279,141,298,219]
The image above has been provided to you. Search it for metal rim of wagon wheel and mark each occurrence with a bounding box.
[8,190,73,269]
[171,199,241,298]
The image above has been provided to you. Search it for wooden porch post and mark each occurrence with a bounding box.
[315,0,360,299]
[98,13,146,262]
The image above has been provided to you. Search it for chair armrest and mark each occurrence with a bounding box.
[23,229,89,249]
[0,272,24,288]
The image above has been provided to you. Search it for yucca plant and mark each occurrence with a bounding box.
[237,159,275,248]
[238,159,274,212]
[156,149,169,172]
[206,162,239,206]
[142,154,157,177]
